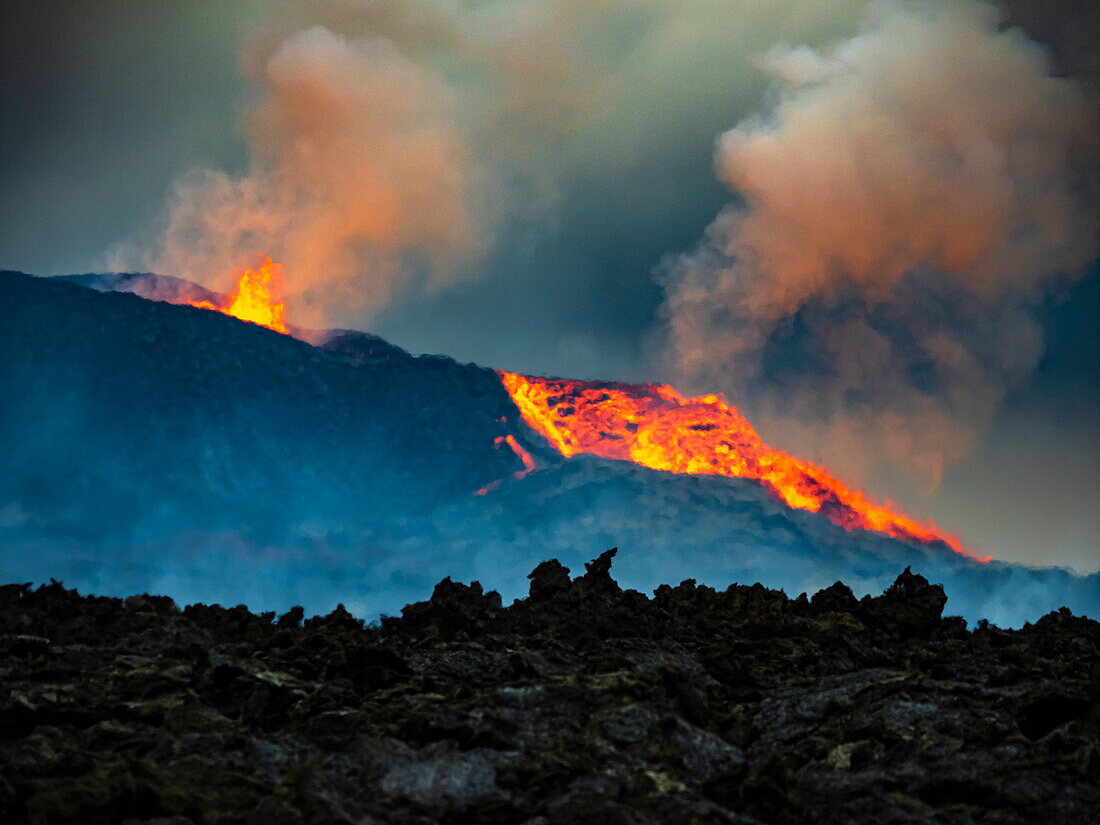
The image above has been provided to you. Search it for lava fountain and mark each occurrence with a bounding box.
[499,372,987,562]
[188,256,288,333]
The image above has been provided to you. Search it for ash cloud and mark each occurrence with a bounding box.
[107,0,877,346]
[5,270,1098,627]
[658,0,1098,488]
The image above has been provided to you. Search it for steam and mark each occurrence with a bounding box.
[114,25,477,330]
[659,0,1098,487]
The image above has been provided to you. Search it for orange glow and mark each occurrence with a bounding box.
[187,256,288,334]
[500,434,537,479]
[476,434,538,496]
[499,371,988,561]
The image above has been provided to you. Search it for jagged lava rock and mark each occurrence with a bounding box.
[1,554,1098,825]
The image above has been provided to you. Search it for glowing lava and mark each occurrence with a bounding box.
[476,435,538,496]
[188,256,288,333]
[499,372,987,561]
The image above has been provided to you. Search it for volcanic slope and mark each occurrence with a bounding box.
[1,555,1098,824]
[1,271,1096,624]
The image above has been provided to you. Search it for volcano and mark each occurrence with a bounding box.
[1,269,1096,625]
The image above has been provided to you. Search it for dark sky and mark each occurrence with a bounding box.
[0,2,257,274]
[2,0,1097,573]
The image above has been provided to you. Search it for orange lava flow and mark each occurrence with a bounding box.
[499,371,987,561]
[188,256,288,334]
[475,435,538,496]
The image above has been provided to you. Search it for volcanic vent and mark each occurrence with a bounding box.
[184,255,288,334]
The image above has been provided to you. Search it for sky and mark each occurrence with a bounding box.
[2,0,1097,573]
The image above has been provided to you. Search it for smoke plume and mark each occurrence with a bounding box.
[113,24,477,330]
[659,0,1098,487]
[107,0,878,335]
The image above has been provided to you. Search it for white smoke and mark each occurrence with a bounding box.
[659,0,1098,487]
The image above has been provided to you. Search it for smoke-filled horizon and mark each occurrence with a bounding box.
[2,0,1098,574]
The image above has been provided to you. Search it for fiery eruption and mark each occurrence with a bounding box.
[499,372,986,561]
[173,256,980,561]
[476,435,538,496]
[188,256,288,334]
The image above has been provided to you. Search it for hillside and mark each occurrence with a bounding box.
[1,269,526,529]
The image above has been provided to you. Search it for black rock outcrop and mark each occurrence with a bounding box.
[1,555,1098,825]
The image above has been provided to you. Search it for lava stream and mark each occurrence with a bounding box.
[476,435,538,496]
[188,256,288,333]
[499,371,986,561]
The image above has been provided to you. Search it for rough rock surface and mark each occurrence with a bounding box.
[1,550,1097,825]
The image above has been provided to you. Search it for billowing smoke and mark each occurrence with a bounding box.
[112,23,478,330]
[100,0,1095,491]
[108,0,876,336]
[659,0,1098,488]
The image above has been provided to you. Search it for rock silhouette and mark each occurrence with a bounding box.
[2,552,1097,824]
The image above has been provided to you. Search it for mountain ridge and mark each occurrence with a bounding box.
[1,270,1096,625]
[1,553,1097,824]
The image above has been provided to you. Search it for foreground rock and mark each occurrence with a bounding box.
[1,550,1097,825]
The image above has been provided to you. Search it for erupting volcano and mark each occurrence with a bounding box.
[499,372,985,561]
[8,269,1100,626]
[165,257,985,561]
[187,255,288,333]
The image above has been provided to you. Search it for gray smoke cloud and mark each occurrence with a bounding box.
[108,0,874,333]
[97,0,1096,496]
[659,0,1098,488]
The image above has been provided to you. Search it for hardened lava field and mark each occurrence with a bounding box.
[1,550,1098,825]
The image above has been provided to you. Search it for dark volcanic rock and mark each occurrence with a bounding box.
[1,557,1098,825]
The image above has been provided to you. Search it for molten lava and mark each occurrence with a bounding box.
[174,257,978,560]
[499,372,986,561]
[476,435,538,496]
[188,256,288,334]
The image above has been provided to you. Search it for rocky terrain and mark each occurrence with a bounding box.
[2,549,1097,825]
